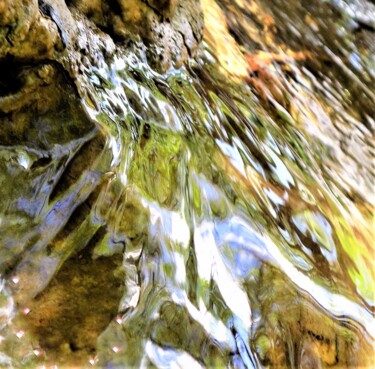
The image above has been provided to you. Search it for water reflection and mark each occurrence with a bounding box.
[0,0,374,368]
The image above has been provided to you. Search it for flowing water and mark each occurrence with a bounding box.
[0,0,374,368]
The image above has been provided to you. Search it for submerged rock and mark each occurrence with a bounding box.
[0,0,374,368]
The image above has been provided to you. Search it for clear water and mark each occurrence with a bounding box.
[0,0,374,368]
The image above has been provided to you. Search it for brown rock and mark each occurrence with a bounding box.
[0,0,67,60]
[69,0,203,70]
[0,0,204,80]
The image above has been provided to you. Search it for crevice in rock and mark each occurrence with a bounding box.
[0,58,24,96]
[177,30,192,58]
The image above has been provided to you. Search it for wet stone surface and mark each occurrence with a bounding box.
[20,243,124,367]
[0,0,374,368]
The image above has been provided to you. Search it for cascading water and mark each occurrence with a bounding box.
[0,0,373,368]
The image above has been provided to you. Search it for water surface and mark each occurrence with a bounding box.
[0,0,374,368]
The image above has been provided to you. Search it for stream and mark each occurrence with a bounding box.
[0,0,374,368]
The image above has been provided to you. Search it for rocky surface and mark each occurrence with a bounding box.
[0,0,203,73]
[0,2,203,365]
[71,0,204,70]
[0,1,374,368]
[0,0,204,300]
[0,0,204,135]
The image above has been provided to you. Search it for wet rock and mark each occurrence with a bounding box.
[0,63,58,114]
[70,0,204,70]
[151,302,229,367]
[0,0,61,60]
[0,0,204,110]
[146,0,178,19]
[21,243,124,368]
[254,266,374,369]
[201,0,249,80]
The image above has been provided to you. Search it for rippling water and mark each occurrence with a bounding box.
[0,0,374,368]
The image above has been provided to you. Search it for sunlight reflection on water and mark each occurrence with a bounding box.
[0,0,374,367]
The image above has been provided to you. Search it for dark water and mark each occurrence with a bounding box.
[0,0,374,368]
